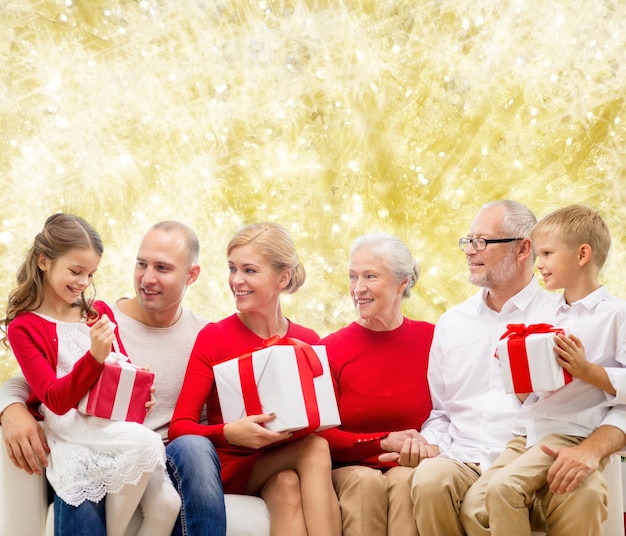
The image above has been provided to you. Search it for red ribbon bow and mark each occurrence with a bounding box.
[237,336,323,431]
[499,323,559,340]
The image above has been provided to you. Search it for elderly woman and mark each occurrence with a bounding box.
[319,232,434,536]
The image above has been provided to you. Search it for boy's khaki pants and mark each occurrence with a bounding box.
[461,434,608,536]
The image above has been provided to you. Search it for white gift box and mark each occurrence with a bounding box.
[497,324,572,394]
[214,341,341,433]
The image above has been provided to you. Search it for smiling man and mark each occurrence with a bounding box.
[0,220,226,536]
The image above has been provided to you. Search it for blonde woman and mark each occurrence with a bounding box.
[169,222,341,536]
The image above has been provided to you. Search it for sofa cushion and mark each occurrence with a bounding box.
[43,494,270,536]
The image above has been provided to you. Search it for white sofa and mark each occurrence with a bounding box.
[0,427,270,536]
[1,424,623,536]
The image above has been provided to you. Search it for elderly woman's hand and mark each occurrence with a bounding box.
[380,429,422,453]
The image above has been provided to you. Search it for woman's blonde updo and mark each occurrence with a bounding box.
[227,222,306,294]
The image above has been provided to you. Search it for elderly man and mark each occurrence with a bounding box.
[400,200,626,536]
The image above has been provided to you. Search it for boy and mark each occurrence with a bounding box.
[461,204,626,536]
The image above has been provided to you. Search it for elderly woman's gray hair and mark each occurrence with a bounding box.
[350,232,420,298]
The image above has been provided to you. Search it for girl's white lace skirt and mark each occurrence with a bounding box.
[42,407,167,506]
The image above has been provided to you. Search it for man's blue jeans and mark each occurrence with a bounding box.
[54,435,226,536]
[54,494,106,536]
[166,435,227,536]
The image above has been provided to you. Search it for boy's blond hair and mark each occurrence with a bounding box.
[531,204,611,269]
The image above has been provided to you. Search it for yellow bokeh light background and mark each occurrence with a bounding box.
[2,0,626,382]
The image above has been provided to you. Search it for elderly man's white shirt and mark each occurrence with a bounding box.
[420,277,560,469]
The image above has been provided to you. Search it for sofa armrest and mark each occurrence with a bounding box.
[0,425,48,536]
[603,454,625,536]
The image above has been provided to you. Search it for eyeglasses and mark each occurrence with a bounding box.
[458,237,524,251]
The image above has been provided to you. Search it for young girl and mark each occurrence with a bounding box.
[169,222,341,536]
[1,213,180,536]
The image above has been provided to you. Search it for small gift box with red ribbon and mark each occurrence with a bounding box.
[78,352,154,424]
[496,323,573,394]
[213,337,341,433]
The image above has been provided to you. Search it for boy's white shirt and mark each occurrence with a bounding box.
[512,286,626,446]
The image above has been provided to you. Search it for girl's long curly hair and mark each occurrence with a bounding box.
[1,213,103,347]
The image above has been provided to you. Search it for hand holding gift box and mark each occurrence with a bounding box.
[78,341,154,424]
[214,336,341,434]
[496,323,573,394]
